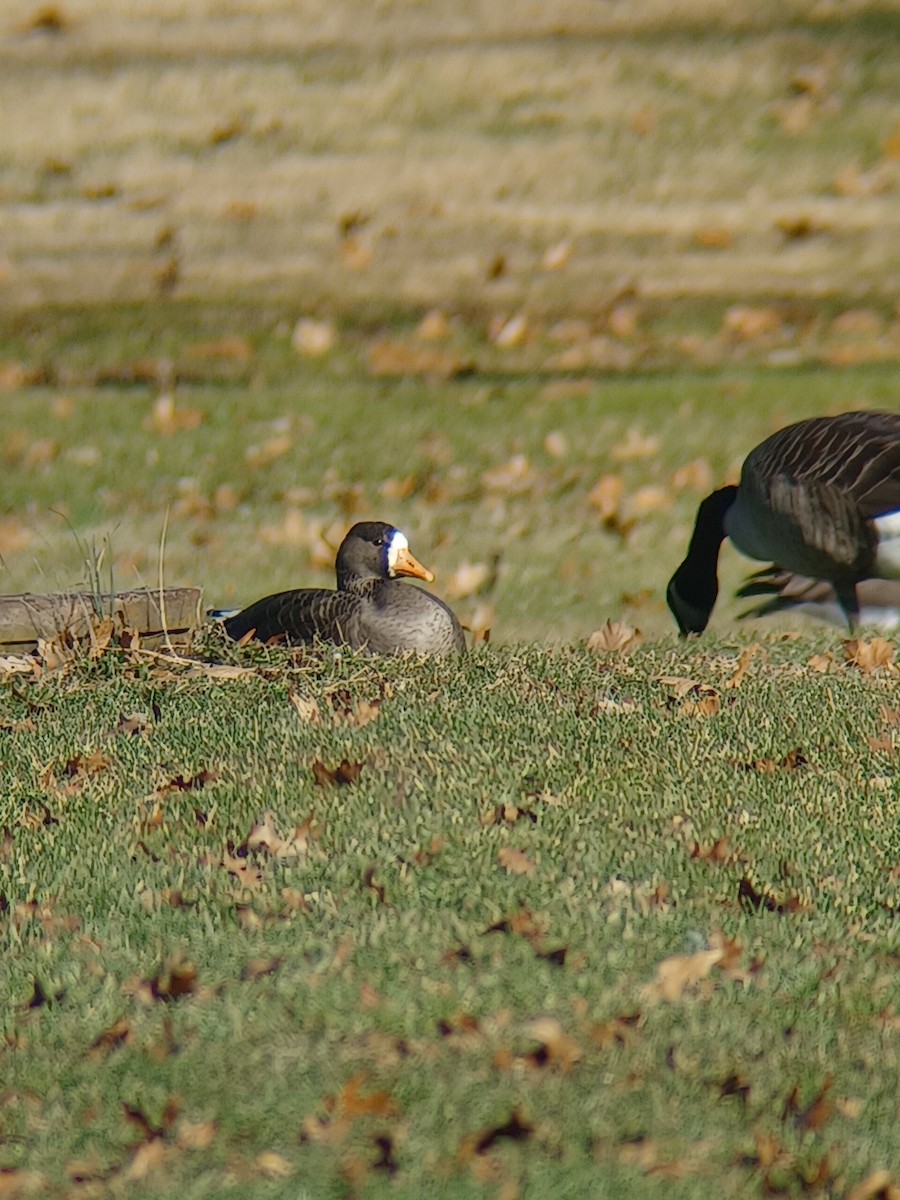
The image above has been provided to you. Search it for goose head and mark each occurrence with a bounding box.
[336,522,435,589]
[667,486,738,635]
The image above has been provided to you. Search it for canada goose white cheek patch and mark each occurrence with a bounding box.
[387,529,408,576]
[874,511,900,578]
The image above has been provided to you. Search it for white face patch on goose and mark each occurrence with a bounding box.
[386,529,408,577]
[874,511,900,579]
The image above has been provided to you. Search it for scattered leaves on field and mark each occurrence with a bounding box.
[738,876,810,915]
[732,747,808,773]
[460,1109,533,1158]
[497,847,536,877]
[239,811,320,862]
[587,619,643,655]
[128,955,198,1004]
[312,758,364,787]
[844,637,896,674]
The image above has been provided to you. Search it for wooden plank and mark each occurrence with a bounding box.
[0,588,202,651]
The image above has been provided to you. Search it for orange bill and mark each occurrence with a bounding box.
[393,546,434,583]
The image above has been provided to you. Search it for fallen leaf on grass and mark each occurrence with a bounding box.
[726,643,766,688]
[312,758,364,787]
[807,652,835,672]
[147,393,204,435]
[88,1018,131,1060]
[610,428,660,461]
[690,836,744,866]
[256,1151,293,1180]
[157,770,216,794]
[239,811,319,862]
[497,847,536,877]
[241,957,283,982]
[185,335,252,361]
[782,1075,834,1132]
[175,1119,217,1152]
[732,748,808,773]
[460,1109,534,1158]
[587,1012,642,1049]
[845,637,896,674]
[587,619,643,655]
[738,876,810,915]
[367,340,469,379]
[520,1016,582,1070]
[640,946,724,1003]
[847,1170,900,1200]
[127,955,198,1005]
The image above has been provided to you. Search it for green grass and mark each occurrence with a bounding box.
[3,2,900,1194]
[1,637,898,1197]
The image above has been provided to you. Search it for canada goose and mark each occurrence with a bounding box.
[667,410,900,634]
[737,566,900,630]
[216,521,465,655]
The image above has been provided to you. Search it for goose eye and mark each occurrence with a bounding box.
[373,537,385,547]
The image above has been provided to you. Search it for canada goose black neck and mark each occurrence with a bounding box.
[667,486,737,635]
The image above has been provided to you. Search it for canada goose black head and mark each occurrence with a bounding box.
[667,487,737,635]
[335,522,435,590]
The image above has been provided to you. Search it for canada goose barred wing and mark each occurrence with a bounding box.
[223,589,360,645]
[753,411,900,520]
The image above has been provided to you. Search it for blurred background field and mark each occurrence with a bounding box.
[2,0,900,641]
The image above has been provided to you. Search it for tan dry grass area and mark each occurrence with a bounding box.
[3,0,900,312]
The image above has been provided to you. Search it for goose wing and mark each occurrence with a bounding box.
[744,412,900,569]
[223,588,360,645]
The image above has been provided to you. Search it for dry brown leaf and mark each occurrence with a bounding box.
[588,473,624,520]
[244,434,293,469]
[844,637,896,674]
[587,619,643,655]
[291,319,337,357]
[445,562,491,600]
[847,1170,900,1200]
[693,226,733,249]
[176,1119,217,1151]
[288,691,321,725]
[497,847,536,877]
[147,393,203,435]
[641,946,724,1003]
[312,758,363,787]
[726,643,766,688]
[610,428,660,461]
[541,240,573,271]
[255,1151,293,1180]
[415,309,452,340]
[242,811,318,862]
[186,336,252,361]
[87,1018,131,1060]
[807,652,835,673]
[522,1016,582,1070]
[723,306,782,340]
[126,1140,167,1181]
[671,458,713,492]
[339,234,372,271]
[367,340,468,378]
[491,312,529,348]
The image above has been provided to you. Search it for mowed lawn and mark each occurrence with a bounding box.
[1,1,900,1197]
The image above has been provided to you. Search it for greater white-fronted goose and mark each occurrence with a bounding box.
[667,410,900,634]
[737,566,900,630]
[217,521,465,655]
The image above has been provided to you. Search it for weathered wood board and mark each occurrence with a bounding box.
[0,588,202,652]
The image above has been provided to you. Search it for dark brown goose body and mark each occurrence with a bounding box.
[222,521,465,656]
[668,410,900,634]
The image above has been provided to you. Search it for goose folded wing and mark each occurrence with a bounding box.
[225,589,358,645]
